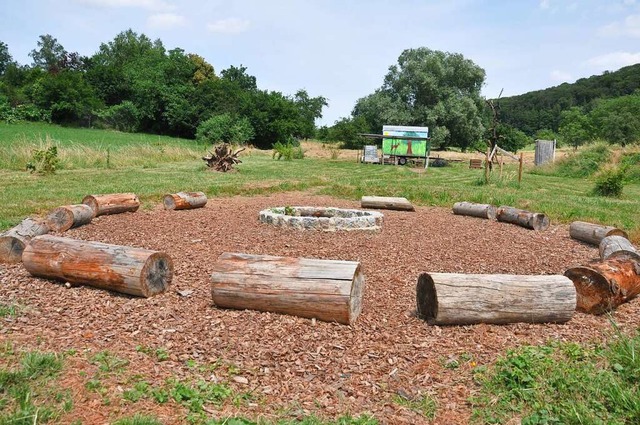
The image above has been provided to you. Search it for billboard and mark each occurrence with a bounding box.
[382,125,429,158]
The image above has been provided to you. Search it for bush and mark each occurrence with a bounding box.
[97,101,141,132]
[593,165,627,197]
[272,137,304,160]
[196,114,254,145]
[620,152,640,183]
[26,145,60,175]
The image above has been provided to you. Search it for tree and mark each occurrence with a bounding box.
[559,107,591,149]
[353,47,485,150]
[328,116,369,149]
[29,35,67,72]
[221,65,257,91]
[196,113,254,144]
[589,94,640,146]
[188,54,215,84]
[0,41,13,75]
[292,89,328,140]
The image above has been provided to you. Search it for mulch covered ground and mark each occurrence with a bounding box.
[1,192,637,424]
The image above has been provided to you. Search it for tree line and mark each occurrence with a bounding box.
[0,31,327,149]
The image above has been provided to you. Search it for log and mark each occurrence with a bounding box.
[210,252,364,325]
[360,196,414,211]
[82,193,140,217]
[452,202,497,220]
[163,191,208,210]
[46,204,94,232]
[0,218,50,263]
[564,258,640,314]
[416,272,576,325]
[23,235,173,297]
[496,206,550,231]
[600,236,640,261]
[569,221,628,246]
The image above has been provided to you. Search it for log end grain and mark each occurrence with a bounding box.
[163,194,178,210]
[81,195,99,216]
[0,236,26,263]
[140,252,174,297]
[47,207,74,232]
[416,273,438,324]
[348,265,365,325]
[531,213,550,231]
[564,266,615,314]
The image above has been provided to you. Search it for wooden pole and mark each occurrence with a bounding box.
[452,202,497,220]
[518,153,524,183]
[484,147,490,183]
[499,156,504,179]
[0,218,50,263]
[82,193,140,217]
[210,252,365,325]
[416,272,576,325]
[569,221,628,246]
[497,206,550,231]
[46,204,94,232]
[23,235,173,298]
[163,192,208,210]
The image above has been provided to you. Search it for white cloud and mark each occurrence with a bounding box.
[77,0,174,11]
[540,0,551,9]
[147,13,186,29]
[586,51,640,70]
[550,70,572,82]
[598,14,640,37]
[207,18,250,34]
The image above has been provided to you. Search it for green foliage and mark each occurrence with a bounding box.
[590,93,640,146]
[196,113,254,145]
[593,165,627,197]
[90,351,129,374]
[25,145,59,174]
[98,101,141,132]
[495,123,530,152]
[293,89,328,140]
[0,303,19,318]
[0,41,13,75]
[559,106,591,149]
[621,151,640,183]
[207,415,379,425]
[272,138,304,160]
[393,394,437,419]
[551,142,611,178]
[111,414,164,425]
[29,34,67,71]
[326,116,369,149]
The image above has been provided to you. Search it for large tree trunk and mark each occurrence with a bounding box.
[452,202,497,220]
[163,192,208,210]
[564,258,640,314]
[497,206,550,231]
[46,204,94,232]
[210,252,364,325]
[416,272,575,325]
[599,235,640,261]
[82,193,140,217]
[0,218,50,263]
[569,221,629,246]
[23,235,173,297]
[361,196,414,211]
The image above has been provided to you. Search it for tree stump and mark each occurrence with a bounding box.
[0,218,50,263]
[82,193,140,217]
[361,196,414,211]
[210,252,365,325]
[163,192,208,210]
[452,202,497,220]
[46,204,94,232]
[599,236,640,261]
[416,273,576,325]
[497,206,550,231]
[565,258,640,314]
[23,235,173,298]
[569,221,628,246]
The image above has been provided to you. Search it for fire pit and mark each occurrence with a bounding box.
[259,207,383,231]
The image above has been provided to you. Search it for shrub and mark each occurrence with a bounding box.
[97,101,141,132]
[196,114,254,145]
[26,145,59,174]
[593,165,627,197]
[620,151,640,183]
[272,137,304,160]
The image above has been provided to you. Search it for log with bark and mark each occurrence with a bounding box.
[565,258,640,314]
[599,235,640,261]
[416,272,576,325]
[360,196,414,211]
[452,202,497,220]
[569,221,629,246]
[82,193,140,217]
[23,235,173,297]
[46,204,95,232]
[163,191,208,210]
[0,218,50,263]
[496,206,550,231]
[202,143,245,172]
[210,252,364,325]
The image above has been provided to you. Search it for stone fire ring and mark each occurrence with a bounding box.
[259,207,383,231]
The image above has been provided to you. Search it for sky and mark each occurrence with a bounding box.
[1,0,639,125]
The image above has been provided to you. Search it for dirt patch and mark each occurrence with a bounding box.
[1,192,636,424]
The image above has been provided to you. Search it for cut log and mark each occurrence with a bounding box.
[210,252,364,325]
[0,218,50,263]
[564,258,640,314]
[361,196,414,211]
[599,235,640,261]
[496,206,550,231]
[569,221,628,246]
[416,273,576,325]
[452,202,497,220]
[23,235,173,297]
[82,193,140,217]
[163,191,208,210]
[46,204,94,232]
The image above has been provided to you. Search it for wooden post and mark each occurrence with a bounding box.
[499,156,504,179]
[163,192,208,210]
[0,218,50,263]
[565,258,640,314]
[361,196,414,211]
[599,236,640,261]
[569,221,628,246]
[416,273,576,325]
[452,202,497,220]
[497,206,550,231]
[82,193,140,217]
[518,153,523,183]
[47,204,94,232]
[484,147,490,183]
[23,235,173,298]
[210,253,365,325]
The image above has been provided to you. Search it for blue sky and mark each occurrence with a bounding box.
[1,0,639,125]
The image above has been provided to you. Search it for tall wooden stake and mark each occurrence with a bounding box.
[484,147,490,183]
[518,153,524,183]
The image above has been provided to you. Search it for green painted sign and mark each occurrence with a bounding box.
[382,125,429,158]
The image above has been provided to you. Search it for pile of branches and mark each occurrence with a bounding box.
[202,143,245,172]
